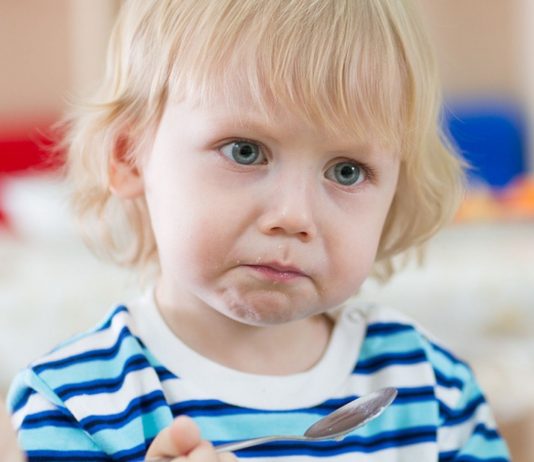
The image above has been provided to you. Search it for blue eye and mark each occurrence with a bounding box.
[220,141,265,165]
[325,161,365,186]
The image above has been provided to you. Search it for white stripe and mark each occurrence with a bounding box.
[161,377,215,403]
[63,367,161,417]
[435,383,463,409]
[437,403,496,451]
[336,362,436,396]
[12,393,57,429]
[162,362,436,408]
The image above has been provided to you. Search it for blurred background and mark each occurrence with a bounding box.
[0,1,533,460]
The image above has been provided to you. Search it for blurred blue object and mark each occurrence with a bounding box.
[444,101,527,189]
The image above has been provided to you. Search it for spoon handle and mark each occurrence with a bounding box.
[145,435,307,461]
[214,434,308,453]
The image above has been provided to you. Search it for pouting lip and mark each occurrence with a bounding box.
[244,261,308,277]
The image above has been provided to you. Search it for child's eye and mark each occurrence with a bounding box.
[219,141,266,165]
[325,161,366,186]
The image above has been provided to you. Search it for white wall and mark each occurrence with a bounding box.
[0,0,118,128]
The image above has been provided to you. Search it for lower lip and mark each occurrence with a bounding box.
[246,265,306,283]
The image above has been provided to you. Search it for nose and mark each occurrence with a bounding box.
[257,176,317,242]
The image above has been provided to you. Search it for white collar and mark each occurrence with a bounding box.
[129,288,367,409]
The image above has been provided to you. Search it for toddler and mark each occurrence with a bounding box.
[8,0,510,461]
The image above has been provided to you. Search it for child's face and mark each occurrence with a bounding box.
[139,96,400,326]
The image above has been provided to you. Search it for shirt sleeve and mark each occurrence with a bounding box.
[7,369,110,462]
[424,341,511,461]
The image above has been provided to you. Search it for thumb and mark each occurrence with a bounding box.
[146,415,201,459]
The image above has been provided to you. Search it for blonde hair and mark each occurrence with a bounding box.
[62,0,464,281]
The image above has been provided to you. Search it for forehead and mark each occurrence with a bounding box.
[161,91,399,162]
[167,77,403,154]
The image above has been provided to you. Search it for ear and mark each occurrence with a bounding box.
[109,135,145,198]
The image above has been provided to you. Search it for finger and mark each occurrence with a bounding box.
[218,451,238,462]
[168,442,237,462]
[185,441,219,462]
[146,415,201,458]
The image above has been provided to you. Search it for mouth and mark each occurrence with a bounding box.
[243,262,308,283]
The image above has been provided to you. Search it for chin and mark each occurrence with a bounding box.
[222,297,316,327]
[212,286,319,326]
[221,304,283,326]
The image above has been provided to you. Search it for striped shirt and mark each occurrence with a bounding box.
[8,291,510,461]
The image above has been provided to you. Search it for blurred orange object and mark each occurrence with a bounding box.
[456,175,534,222]
[498,176,534,219]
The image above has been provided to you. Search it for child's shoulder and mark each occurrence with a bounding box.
[11,304,143,398]
[352,302,474,383]
[8,303,150,416]
[31,304,139,371]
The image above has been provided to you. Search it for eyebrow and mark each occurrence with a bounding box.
[205,110,398,160]
[205,113,284,144]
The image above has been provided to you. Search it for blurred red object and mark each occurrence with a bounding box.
[0,128,61,174]
[0,121,63,228]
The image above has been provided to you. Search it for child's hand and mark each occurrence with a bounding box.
[146,415,237,461]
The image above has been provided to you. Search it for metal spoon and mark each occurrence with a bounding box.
[147,387,397,459]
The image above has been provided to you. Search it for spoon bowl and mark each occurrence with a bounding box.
[304,386,397,440]
[216,386,397,452]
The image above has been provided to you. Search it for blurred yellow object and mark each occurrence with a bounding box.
[456,175,534,222]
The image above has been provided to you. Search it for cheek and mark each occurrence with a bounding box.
[323,221,383,301]
[158,209,228,274]
[151,195,243,288]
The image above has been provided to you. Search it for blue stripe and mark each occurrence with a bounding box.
[96,305,129,332]
[21,409,77,430]
[435,369,465,390]
[441,395,485,426]
[44,306,132,357]
[233,425,437,457]
[55,354,151,400]
[154,365,176,381]
[354,349,427,373]
[79,390,167,433]
[430,341,469,369]
[171,395,368,418]
[33,326,136,373]
[11,387,35,413]
[440,450,459,461]
[171,386,435,419]
[173,399,279,417]
[440,456,508,462]
[395,386,435,403]
[26,450,109,461]
[366,322,413,337]
[473,423,501,441]
[111,442,148,462]
[172,399,350,418]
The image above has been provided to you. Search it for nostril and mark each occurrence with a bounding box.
[259,206,316,239]
[267,227,312,242]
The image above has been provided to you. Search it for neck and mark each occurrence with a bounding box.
[154,284,334,375]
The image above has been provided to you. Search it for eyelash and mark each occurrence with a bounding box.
[217,138,268,164]
[217,138,376,186]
